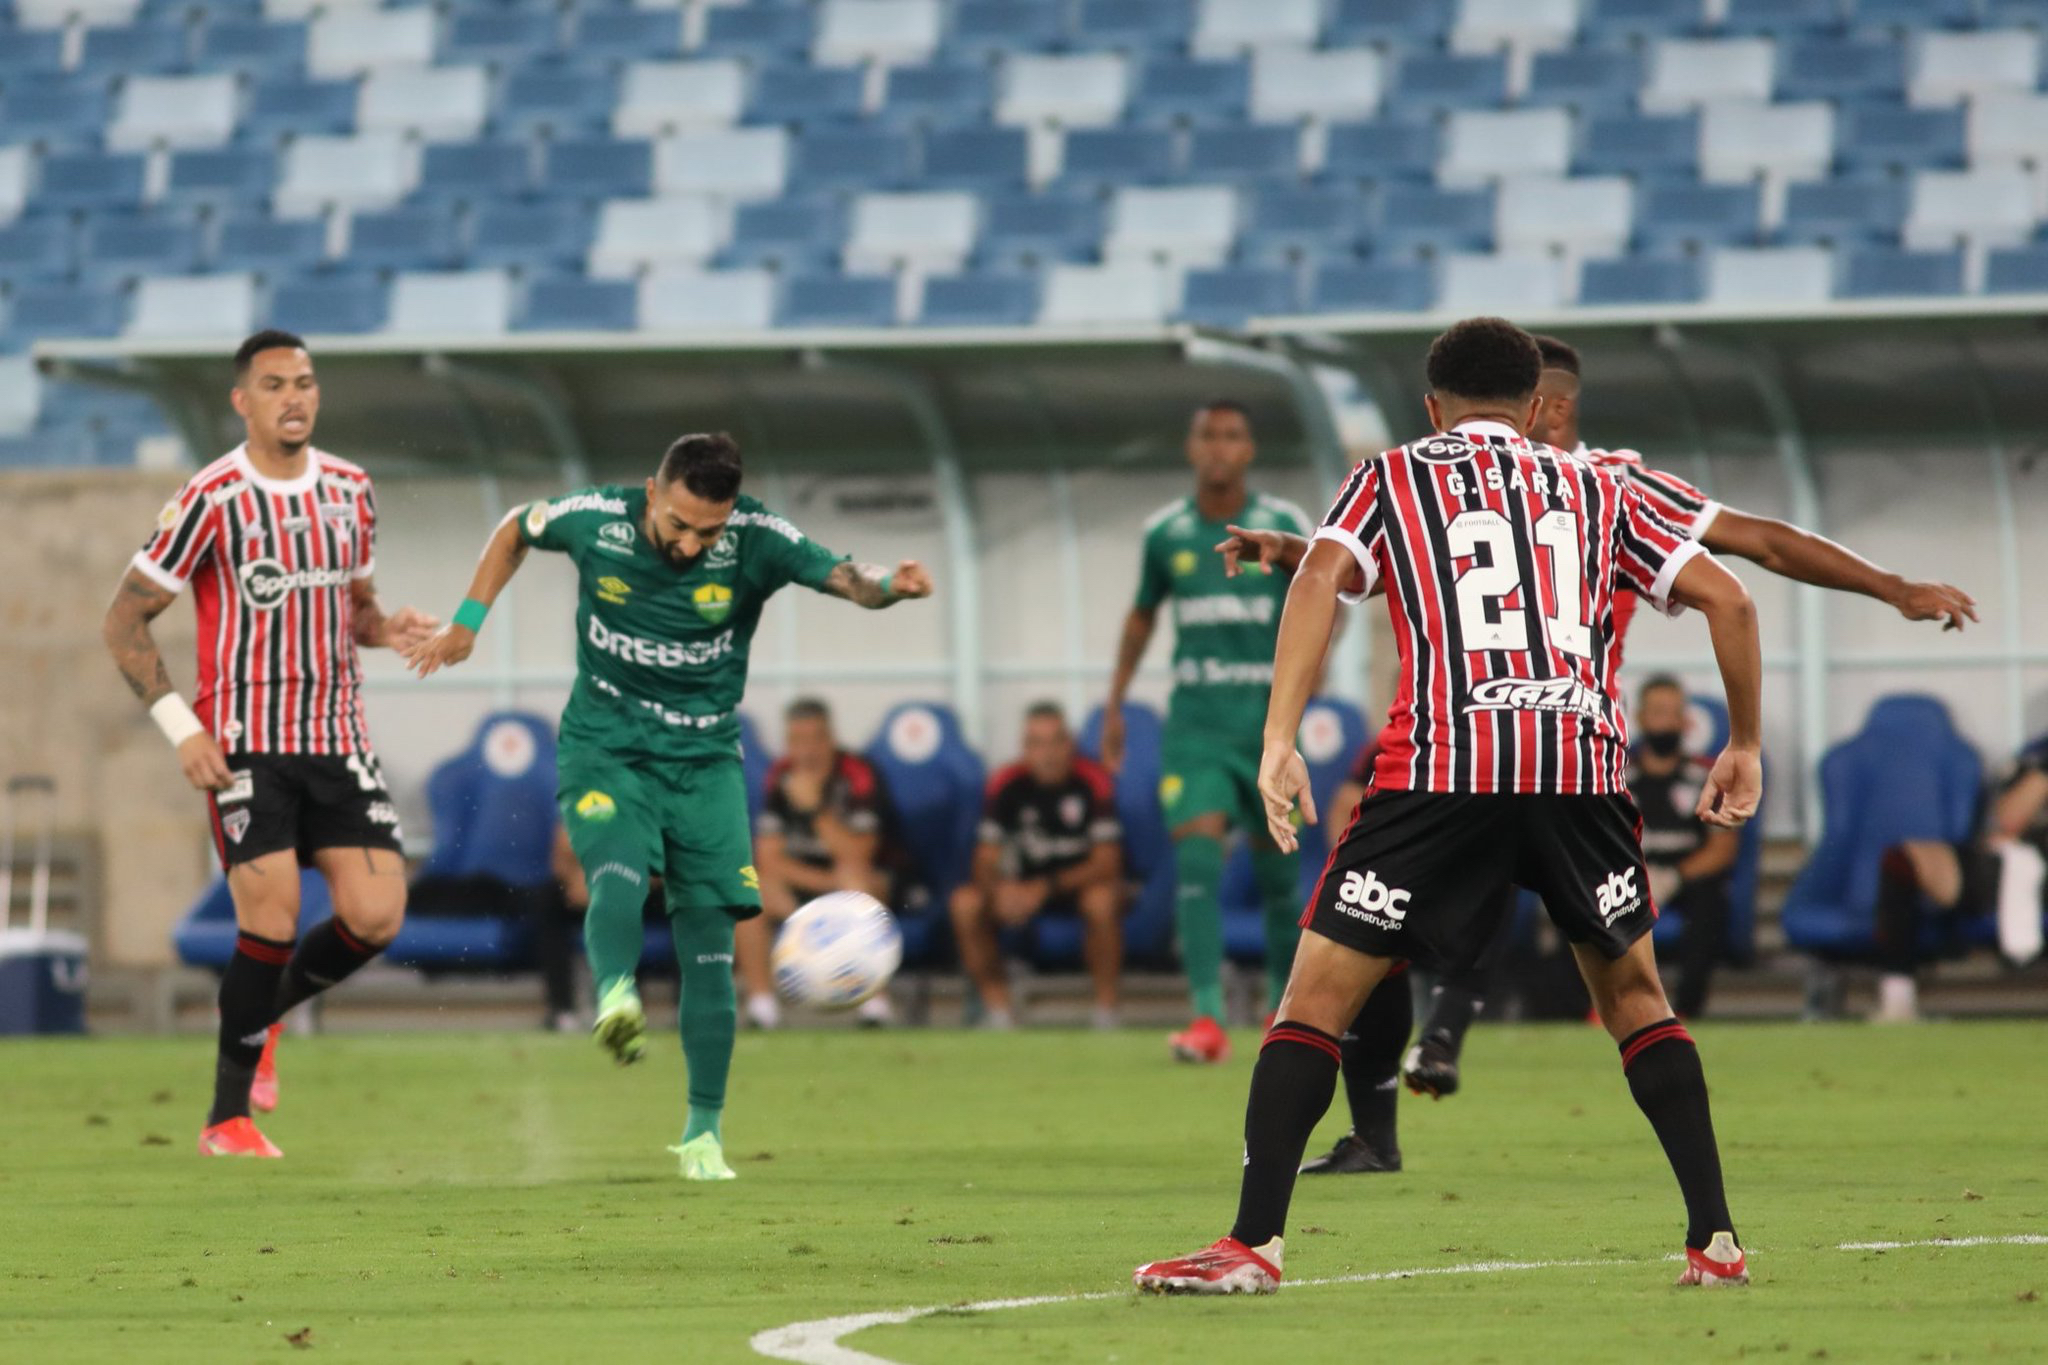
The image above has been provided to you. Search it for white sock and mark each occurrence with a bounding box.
[1877,974,1918,1019]
[746,993,781,1029]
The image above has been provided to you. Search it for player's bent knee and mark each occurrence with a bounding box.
[335,890,404,947]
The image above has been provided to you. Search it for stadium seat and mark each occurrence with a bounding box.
[587,197,723,277]
[213,215,327,273]
[779,273,900,328]
[997,53,1129,128]
[1440,109,1573,185]
[751,65,866,127]
[414,713,559,887]
[1837,104,1967,172]
[1781,695,1981,957]
[162,147,277,208]
[571,9,682,63]
[1308,259,1434,311]
[1187,125,1303,182]
[1705,244,1834,304]
[1635,180,1764,251]
[276,133,415,218]
[638,268,778,332]
[242,76,358,142]
[196,18,306,76]
[36,152,148,212]
[1326,0,1449,46]
[1526,49,1644,111]
[723,198,846,273]
[1909,29,2041,108]
[653,129,788,201]
[385,269,514,336]
[0,26,65,77]
[1578,112,1701,177]
[441,9,558,65]
[1129,57,1250,124]
[0,74,114,144]
[6,283,126,340]
[1498,177,1633,259]
[612,61,747,140]
[416,142,534,204]
[80,216,203,281]
[1192,0,1322,57]
[1323,118,1441,182]
[699,3,813,59]
[470,201,594,271]
[916,272,1039,326]
[1440,251,1567,312]
[790,129,917,192]
[947,0,1066,60]
[814,0,941,68]
[1839,246,1965,298]
[864,702,984,963]
[1059,128,1178,187]
[1987,245,2048,294]
[1391,51,1509,111]
[1856,0,1973,27]
[358,65,488,143]
[1643,38,1775,111]
[1180,265,1295,325]
[1105,186,1238,269]
[495,61,621,139]
[128,272,257,338]
[922,127,1032,190]
[879,64,993,127]
[516,275,635,331]
[1039,260,1170,324]
[1239,184,1366,266]
[346,208,460,271]
[1904,168,2039,252]
[78,21,190,75]
[1967,94,2048,171]
[271,273,389,334]
[1076,702,1176,965]
[540,138,654,200]
[1781,177,1908,245]
[0,218,74,285]
[1249,47,1384,123]
[845,191,979,273]
[107,74,237,151]
[0,357,40,439]
[1578,255,1704,305]
[307,8,433,80]
[1700,102,1835,190]
[1582,0,1705,42]
[1724,0,1842,33]
[1779,38,1907,101]
[1374,183,1496,256]
[979,191,1105,270]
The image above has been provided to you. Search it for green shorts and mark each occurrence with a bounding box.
[557,750,761,918]
[1159,725,1266,834]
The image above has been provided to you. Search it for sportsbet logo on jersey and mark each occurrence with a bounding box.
[1335,869,1410,929]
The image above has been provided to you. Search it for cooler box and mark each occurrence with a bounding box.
[0,928,88,1035]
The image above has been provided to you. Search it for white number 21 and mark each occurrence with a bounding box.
[1445,509,1592,658]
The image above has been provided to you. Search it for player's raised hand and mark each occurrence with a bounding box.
[1213,524,1302,579]
[1696,746,1762,829]
[381,606,441,653]
[1893,581,1978,632]
[404,623,475,679]
[888,560,934,600]
[177,732,235,792]
[1257,740,1317,853]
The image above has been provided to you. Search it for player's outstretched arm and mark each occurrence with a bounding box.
[1100,605,1157,773]
[405,509,530,678]
[1669,553,1763,830]
[102,569,233,791]
[1214,525,1308,578]
[819,559,933,609]
[348,577,439,652]
[1703,507,1977,631]
[1257,541,1349,851]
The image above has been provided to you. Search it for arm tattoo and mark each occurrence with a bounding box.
[103,572,179,705]
[822,561,896,610]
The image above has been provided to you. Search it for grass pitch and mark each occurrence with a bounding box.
[5,1021,2044,1363]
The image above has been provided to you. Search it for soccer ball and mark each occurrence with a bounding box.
[771,890,903,1008]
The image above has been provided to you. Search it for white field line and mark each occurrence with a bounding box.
[749,1234,2048,1365]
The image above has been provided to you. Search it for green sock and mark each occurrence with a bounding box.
[1173,834,1227,1021]
[582,852,650,1000]
[1252,845,1304,1013]
[673,905,737,1144]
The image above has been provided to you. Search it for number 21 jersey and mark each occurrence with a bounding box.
[1313,419,1706,796]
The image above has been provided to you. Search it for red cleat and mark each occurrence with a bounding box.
[250,1022,282,1114]
[1134,1236,1283,1294]
[1169,1015,1230,1064]
[1675,1232,1749,1286]
[197,1117,283,1158]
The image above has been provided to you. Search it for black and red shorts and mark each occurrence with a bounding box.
[1303,790,1656,971]
[207,752,404,870]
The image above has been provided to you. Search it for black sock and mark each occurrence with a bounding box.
[1230,1020,1342,1249]
[209,932,292,1126]
[1619,1018,1734,1251]
[274,917,384,1018]
[1341,976,1410,1150]
[1873,847,1922,975]
[1420,979,1485,1057]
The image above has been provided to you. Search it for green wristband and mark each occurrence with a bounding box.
[453,598,489,632]
[879,572,894,599]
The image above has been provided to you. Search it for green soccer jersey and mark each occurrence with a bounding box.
[1134,490,1312,733]
[519,484,843,764]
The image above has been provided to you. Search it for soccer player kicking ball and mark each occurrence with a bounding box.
[102,330,438,1158]
[1136,318,1763,1294]
[405,433,931,1180]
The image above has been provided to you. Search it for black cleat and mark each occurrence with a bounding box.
[1401,1036,1461,1099]
[1299,1132,1401,1175]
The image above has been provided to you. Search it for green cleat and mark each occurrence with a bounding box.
[592,980,646,1066]
[669,1133,737,1182]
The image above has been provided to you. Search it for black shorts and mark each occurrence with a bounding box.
[1303,790,1656,972]
[207,752,404,870]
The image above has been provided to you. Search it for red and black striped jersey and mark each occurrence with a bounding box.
[131,445,377,755]
[1314,420,1706,796]
[1571,443,1720,658]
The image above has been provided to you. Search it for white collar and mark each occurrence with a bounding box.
[1570,441,1590,459]
[231,443,321,496]
[1449,419,1525,443]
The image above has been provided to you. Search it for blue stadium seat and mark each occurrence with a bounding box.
[0,26,65,77]
[922,127,1030,189]
[1323,118,1440,182]
[496,62,620,138]
[1781,695,1981,957]
[780,274,898,328]
[917,272,1039,326]
[736,712,774,823]
[1078,702,1175,965]
[1187,125,1303,181]
[1986,244,2048,294]
[1391,52,1509,112]
[80,216,203,281]
[242,78,358,141]
[1853,0,1972,27]
[415,712,559,888]
[979,191,1105,270]
[1635,180,1764,251]
[271,274,390,334]
[1,77,115,143]
[879,64,993,126]
[1181,265,1296,326]
[1373,184,1496,256]
[865,702,985,966]
[214,216,328,273]
[1578,255,1704,305]
[1059,127,1177,187]
[78,23,191,74]
[471,201,594,270]
[416,141,534,202]
[1836,104,1966,171]
[722,198,846,272]
[1239,184,1367,266]
[1527,49,1644,111]
[1075,0,1191,48]
[539,138,653,199]
[1579,112,1700,177]
[1129,57,1250,124]
[1309,259,1433,311]
[1779,38,1906,101]
[1724,0,1843,32]
[751,64,866,126]
[1585,0,1705,40]
[36,152,148,211]
[0,219,73,285]
[442,9,559,64]
[572,9,683,61]
[1327,0,1450,46]
[1781,176,1906,244]
[949,0,1067,58]
[791,128,917,191]
[196,18,307,76]
[7,283,126,339]
[699,3,813,58]
[162,147,277,207]
[1840,247,1965,298]
[347,208,461,271]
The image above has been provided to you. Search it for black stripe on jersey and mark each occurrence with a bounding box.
[1409,456,1470,790]
[1378,462,1436,791]
[1572,461,1604,785]
[156,497,210,571]
[1625,463,1708,519]
[293,489,318,753]
[1490,443,1558,790]
[1614,516,1670,597]
[254,492,285,751]
[219,490,252,749]
[1322,463,1370,530]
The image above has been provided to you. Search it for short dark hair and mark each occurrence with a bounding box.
[1023,701,1067,727]
[234,329,308,377]
[1195,398,1253,431]
[1530,334,1581,377]
[657,432,743,502]
[1638,673,1687,705]
[1424,317,1542,403]
[785,696,831,725]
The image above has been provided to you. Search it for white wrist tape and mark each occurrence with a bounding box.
[150,693,206,748]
